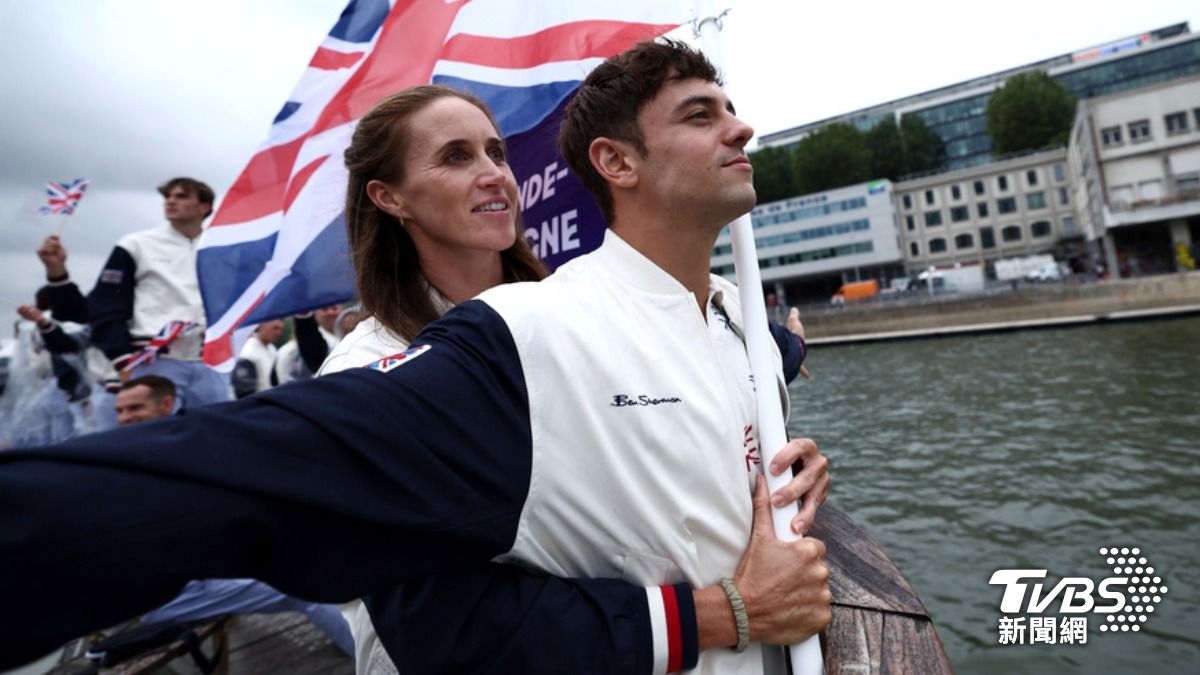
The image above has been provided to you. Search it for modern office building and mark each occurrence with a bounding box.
[893,148,1081,275]
[710,180,904,303]
[720,23,1200,299]
[760,23,1200,173]
[1068,72,1200,276]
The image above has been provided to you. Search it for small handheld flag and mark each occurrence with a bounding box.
[120,320,200,372]
[37,179,90,215]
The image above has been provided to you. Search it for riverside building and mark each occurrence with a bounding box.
[1068,73,1200,277]
[893,148,1081,275]
[710,180,904,303]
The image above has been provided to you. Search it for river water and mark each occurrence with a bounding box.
[786,315,1200,674]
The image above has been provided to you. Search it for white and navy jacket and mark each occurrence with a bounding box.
[87,224,206,367]
[322,275,805,675]
[0,232,806,674]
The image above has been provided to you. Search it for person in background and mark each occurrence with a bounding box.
[274,305,341,386]
[786,307,812,380]
[36,235,89,323]
[29,235,121,430]
[87,178,229,410]
[333,305,365,338]
[17,292,91,406]
[234,319,284,398]
[114,376,176,427]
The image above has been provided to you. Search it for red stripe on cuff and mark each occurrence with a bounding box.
[661,584,682,673]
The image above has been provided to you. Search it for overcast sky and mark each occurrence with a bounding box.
[2,0,1197,324]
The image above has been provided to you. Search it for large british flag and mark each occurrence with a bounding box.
[198,0,688,369]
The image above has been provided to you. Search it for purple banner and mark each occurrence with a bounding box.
[508,95,608,272]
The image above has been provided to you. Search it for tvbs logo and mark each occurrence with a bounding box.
[989,547,1168,643]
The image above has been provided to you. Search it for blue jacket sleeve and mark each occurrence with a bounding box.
[50,354,89,402]
[768,321,807,384]
[39,323,85,355]
[367,569,698,674]
[293,314,329,373]
[0,301,533,669]
[45,280,89,323]
[87,246,138,362]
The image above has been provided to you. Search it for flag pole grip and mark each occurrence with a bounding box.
[694,2,824,673]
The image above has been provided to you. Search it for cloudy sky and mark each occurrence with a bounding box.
[2,0,1197,322]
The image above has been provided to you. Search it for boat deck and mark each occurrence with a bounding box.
[43,504,952,674]
[46,613,351,675]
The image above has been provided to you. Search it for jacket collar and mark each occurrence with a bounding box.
[421,278,455,315]
[708,286,740,333]
[163,223,201,244]
[591,230,790,415]
[593,229,691,296]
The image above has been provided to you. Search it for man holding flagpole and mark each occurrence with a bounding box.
[0,40,829,674]
[355,38,832,674]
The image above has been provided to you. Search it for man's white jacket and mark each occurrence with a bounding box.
[87,224,206,367]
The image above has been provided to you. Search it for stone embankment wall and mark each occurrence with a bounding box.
[801,272,1200,338]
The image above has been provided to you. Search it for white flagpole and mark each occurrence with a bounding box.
[691,2,824,673]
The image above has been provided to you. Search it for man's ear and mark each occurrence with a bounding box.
[366,179,409,221]
[588,137,640,190]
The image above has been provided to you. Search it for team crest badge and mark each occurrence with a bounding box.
[367,344,431,373]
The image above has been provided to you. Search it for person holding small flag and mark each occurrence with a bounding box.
[30,235,120,431]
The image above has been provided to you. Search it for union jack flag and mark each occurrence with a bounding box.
[197,0,687,370]
[121,320,200,372]
[37,178,89,215]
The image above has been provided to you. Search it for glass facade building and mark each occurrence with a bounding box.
[711,218,870,257]
[909,93,991,170]
[709,179,903,295]
[710,241,875,277]
[748,195,868,230]
[761,24,1200,173]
